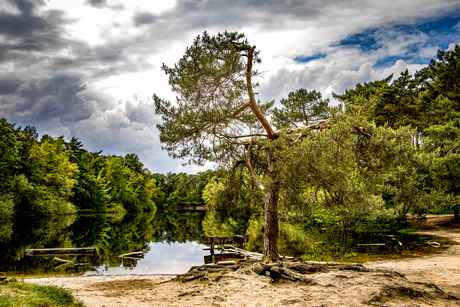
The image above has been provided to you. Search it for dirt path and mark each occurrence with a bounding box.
[366,215,460,301]
[26,215,460,307]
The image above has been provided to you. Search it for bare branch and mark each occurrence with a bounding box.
[231,102,250,117]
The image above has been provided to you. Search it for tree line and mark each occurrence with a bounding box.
[154,31,460,261]
[0,124,212,218]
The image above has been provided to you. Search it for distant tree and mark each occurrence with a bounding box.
[124,153,145,174]
[273,88,329,129]
[418,44,460,111]
[333,70,423,131]
[0,119,19,192]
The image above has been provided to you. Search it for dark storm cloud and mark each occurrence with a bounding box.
[0,76,96,122]
[0,0,68,52]
[0,77,22,94]
[133,12,157,27]
[85,0,107,8]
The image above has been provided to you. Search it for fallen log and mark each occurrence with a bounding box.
[25,247,96,255]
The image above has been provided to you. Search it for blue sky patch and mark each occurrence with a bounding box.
[294,53,327,63]
[330,14,460,68]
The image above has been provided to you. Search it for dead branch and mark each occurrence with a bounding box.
[230,102,250,117]
[245,139,266,192]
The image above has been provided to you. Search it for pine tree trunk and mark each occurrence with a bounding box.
[263,183,280,262]
[263,148,280,262]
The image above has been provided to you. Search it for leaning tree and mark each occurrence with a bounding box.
[154,31,329,262]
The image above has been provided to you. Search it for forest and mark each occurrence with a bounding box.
[1,40,459,260]
[0,121,213,218]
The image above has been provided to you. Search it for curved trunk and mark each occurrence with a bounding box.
[244,47,276,140]
[240,44,280,262]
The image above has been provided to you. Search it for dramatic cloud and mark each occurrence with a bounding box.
[1,0,459,173]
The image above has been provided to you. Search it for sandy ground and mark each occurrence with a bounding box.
[25,215,460,307]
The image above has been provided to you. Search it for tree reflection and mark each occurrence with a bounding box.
[0,209,208,276]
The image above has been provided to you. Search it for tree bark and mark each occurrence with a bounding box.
[263,148,280,262]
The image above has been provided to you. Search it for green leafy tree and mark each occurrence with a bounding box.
[22,139,79,215]
[154,31,337,261]
[333,70,423,131]
[423,121,460,219]
[70,151,109,212]
[418,44,460,111]
[0,118,18,218]
[100,155,157,213]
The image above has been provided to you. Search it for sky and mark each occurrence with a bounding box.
[1,0,459,174]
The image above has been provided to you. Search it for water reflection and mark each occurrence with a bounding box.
[88,242,207,275]
[0,210,455,278]
[0,210,208,277]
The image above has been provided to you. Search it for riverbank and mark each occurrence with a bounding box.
[25,215,460,307]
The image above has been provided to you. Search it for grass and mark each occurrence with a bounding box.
[0,279,85,307]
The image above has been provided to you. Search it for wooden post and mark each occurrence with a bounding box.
[210,236,215,263]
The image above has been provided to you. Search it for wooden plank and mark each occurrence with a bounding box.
[203,235,249,245]
[204,253,245,264]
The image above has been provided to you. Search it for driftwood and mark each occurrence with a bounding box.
[118,252,144,258]
[428,241,441,247]
[52,257,72,263]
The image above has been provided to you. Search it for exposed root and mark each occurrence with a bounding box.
[176,258,401,284]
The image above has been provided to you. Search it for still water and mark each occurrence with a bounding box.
[0,210,454,278]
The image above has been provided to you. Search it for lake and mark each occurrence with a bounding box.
[0,210,454,278]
